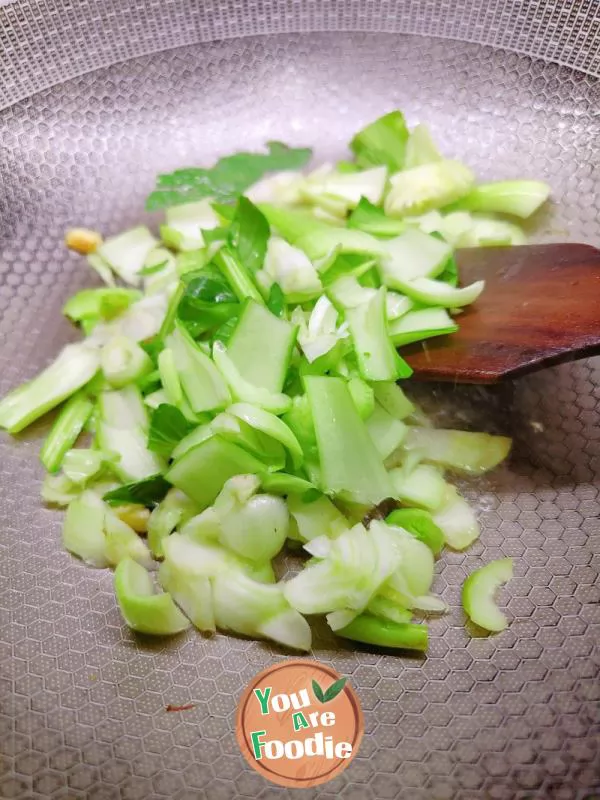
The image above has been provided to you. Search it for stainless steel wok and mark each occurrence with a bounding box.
[0,2,598,798]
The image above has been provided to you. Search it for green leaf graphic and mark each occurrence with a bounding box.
[312,679,325,703]
[323,677,347,703]
[312,676,348,704]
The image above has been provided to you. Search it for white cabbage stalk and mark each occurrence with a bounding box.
[258,608,312,652]
[365,402,407,460]
[143,247,178,295]
[171,412,239,461]
[403,210,445,234]
[168,326,231,414]
[190,474,289,563]
[148,488,199,559]
[97,385,149,431]
[158,561,215,632]
[88,294,168,347]
[301,165,388,214]
[163,533,243,576]
[385,160,474,217]
[104,510,153,570]
[432,486,481,550]
[284,522,401,616]
[367,595,412,624]
[97,387,166,483]
[228,403,304,469]
[380,228,452,283]
[115,294,169,341]
[160,533,309,647]
[327,275,377,309]
[303,534,333,558]
[368,521,441,613]
[61,484,153,568]
[62,449,109,485]
[396,426,512,475]
[212,570,311,651]
[179,507,222,542]
[212,341,291,414]
[101,335,153,388]
[390,463,448,511]
[42,473,83,507]
[62,490,109,568]
[245,171,305,205]
[386,292,413,321]
[411,595,448,613]
[326,609,359,631]
[98,226,158,286]
[452,214,527,247]
[114,558,191,636]
[380,523,435,597]
[259,236,323,300]
[293,296,349,363]
[86,252,116,286]
[143,389,168,410]
[0,343,100,434]
[462,558,513,632]
[287,493,349,542]
[165,200,220,251]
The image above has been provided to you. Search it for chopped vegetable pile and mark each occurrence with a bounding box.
[0,110,548,651]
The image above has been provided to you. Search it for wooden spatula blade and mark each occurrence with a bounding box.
[403,243,600,383]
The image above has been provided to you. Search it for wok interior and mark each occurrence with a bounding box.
[0,21,598,799]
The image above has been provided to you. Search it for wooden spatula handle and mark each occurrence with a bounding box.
[403,243,600,383]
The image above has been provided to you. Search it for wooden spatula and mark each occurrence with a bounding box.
[403,243,600,383]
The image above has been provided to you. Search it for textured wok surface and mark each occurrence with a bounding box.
[0,32,599,799]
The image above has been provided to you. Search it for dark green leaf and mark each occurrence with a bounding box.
[266,283,285,318]
[350,111,409,172]
[348,197,406,237]
[211,202,236,222]
[180,269,237,304]
[229,197,270,273]
[146,142,312,210]
[104,474,171,507]
[323,677,347,703]
[311,679,325,703]
[137,369,162,394]
[148,404,194,457]
[202,227,229,247]
[138,260,169,276]
[176,269,239,338]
